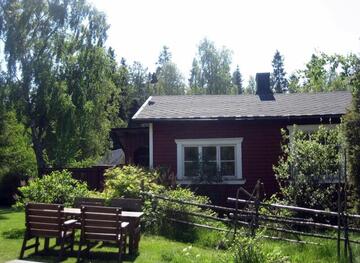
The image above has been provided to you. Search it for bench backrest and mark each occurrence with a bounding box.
[25,202,63,238]
[74,197,106,208]
[80,205,123,242]
[110,198,143,212]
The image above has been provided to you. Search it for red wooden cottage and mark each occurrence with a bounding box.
[117,73,352,204]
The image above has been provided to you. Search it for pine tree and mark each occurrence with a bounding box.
[232,65,243,94]
[188,58,202,94]
[271,50,288,93]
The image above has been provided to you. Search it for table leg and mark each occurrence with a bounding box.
[44,237,50,251]
[128,227,134,255]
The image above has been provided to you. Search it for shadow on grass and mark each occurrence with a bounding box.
[0,207,23,220]
[22,242,139,263]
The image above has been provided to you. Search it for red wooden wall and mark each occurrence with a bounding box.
[152,120,285,205]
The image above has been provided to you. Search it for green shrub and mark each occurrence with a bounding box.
[154,187,225,245]
[102,165,166,233]
[103,165,165,199]
[15,170,90,208]
[273,126,341,211]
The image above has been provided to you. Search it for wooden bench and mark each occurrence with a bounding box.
[110,198,142,254]
[20,203,76,261]
[77,205,129,263]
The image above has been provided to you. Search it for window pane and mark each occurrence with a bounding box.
[184,147,198,161]
[203,162,217,177]
[203,146,216,161]
[221,161,235,176]
[221,146,235,160]
[185,162,198,177]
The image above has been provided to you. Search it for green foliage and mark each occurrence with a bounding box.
[227,235,289,263]
[271,50,287,93]
[232,65,243,94]
[103,165,165,199]
[188,58,202,94]
[343,58,360,212]
[155,62,185,95]
[289,52,358,93]
[16,170,90,208]
[0,111,37,205]
[228,235,265,263]
[244,76,256,94]
[0,0,119,169]
[273,126,341,210]
[161,245,216,263]
[102,165,168,233]
[154,187,225,246]
[189,38,233,95]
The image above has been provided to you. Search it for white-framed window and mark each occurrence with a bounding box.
[175,138,244,184]
[287,124,336,140]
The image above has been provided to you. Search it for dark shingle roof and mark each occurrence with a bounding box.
[132,91,352,121]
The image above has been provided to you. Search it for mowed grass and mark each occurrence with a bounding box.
[0,208,223,262]
[1,208,360,262]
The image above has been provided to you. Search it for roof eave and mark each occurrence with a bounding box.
[132,113,344,122]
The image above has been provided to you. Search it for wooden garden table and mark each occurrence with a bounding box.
[63,207,144,255]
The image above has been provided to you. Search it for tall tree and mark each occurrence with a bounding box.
[156,62,185,95]
[271,50,287,93]
[129,61,148,101]
[193,38,233,94]
[157,46,172,67]
[0,111,37,205]
[287,73,301,93]
[232,65,243,94]
[188,58,203,94]
[153,46,185,95]
[343,57,360,212]
[244,76,256,94]
[0,0,119,170]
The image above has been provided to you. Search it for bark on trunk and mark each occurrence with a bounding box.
[30,124,47,175]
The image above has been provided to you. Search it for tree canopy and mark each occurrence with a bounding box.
[0,0,119,169]
[189,38,233,95]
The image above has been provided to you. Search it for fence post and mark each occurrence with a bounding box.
[343,152,353,263]
[337,168,341,260]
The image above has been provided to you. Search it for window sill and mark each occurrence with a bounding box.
[177,178,246,185]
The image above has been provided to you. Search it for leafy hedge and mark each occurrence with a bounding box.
[273,125,341,211]
[15,170,90,207]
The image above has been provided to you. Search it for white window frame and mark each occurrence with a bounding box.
[175,138,245,184]
[287,124,336,141]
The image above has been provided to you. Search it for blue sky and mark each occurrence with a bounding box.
[89,0,360,84]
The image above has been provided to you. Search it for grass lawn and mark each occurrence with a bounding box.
[0,208,224,262]
[1,208,360,262]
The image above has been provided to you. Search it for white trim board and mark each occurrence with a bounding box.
[175,137,243,184]
[132,96,152,120]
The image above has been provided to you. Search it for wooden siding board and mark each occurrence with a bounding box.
[153,121,284,204]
